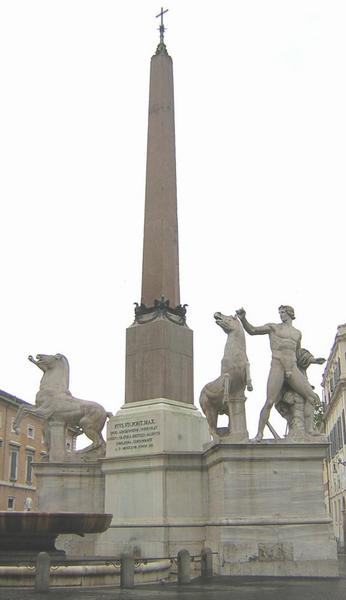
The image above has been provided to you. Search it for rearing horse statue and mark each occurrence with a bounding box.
[199,312,253,441]
[13,354,111,457]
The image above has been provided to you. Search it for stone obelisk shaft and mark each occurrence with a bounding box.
[141,51,180,306]
[125,47,194,406]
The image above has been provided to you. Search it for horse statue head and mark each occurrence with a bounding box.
[28,353,69,371]
[214,312,242,335]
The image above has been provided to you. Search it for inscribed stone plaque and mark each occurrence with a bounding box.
[108,416,161,455]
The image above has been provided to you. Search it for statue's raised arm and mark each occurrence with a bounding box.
[236,308,272,336]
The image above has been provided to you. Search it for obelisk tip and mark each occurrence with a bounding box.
[155,7,169,55]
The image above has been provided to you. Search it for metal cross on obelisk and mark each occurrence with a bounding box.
[155,7,168,54]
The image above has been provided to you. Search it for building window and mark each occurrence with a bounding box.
[10,418,17,433]
[66,441,71,452]
[333,364,340,387]
[337,417,343,450]
[0,411,3,430]
[27,425,35,439]
[9,448,18,481]
[7,496,15,511]
[26,453,34,484]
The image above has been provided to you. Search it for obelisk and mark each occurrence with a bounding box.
[124,13,193,405]
[141,34,180,307]
[102,16,209,559]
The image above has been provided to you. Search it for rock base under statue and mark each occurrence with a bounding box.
[204,440,338,577]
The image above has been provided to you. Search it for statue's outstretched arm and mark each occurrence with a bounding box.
[236,308,272,336]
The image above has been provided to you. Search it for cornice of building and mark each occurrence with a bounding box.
[322,324,346,385]
[0,479,37,491]
[0,390,30,408]
[323,377,346,422]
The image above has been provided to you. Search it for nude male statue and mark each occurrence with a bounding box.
[236,305,323,441]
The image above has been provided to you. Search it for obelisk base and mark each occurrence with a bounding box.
[106,397,209,456]
[96,399,210,558]
[125,319,194,405]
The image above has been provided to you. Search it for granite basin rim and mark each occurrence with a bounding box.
[0,511,113,535]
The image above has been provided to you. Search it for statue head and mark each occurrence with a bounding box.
[278,305,295,321]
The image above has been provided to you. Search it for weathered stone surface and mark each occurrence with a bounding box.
[141,51,180,307]
[98,451,207,559]
[107,398,209,456]
[35,461,105,513]
[204,441,338,576]
[125,320,194,404]
[35,552,51,592]
[99,400,209,558]
[258,543,294,562]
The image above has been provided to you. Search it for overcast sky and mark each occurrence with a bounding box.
[1,1,345,440]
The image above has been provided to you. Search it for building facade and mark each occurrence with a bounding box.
[321,323,346,549]
[0,390,47,510]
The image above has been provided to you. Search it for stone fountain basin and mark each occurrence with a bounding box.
[0,512,112,554]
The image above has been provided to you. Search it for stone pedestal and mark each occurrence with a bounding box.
[34,461,105,513]
[96,398,209,557]
[106,397,208,455]
[34,461,106,557]
[48,421,67,462]
[204,441,338,577]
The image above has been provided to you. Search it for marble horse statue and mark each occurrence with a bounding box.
[199,312,253,441]
[13,354,110,457]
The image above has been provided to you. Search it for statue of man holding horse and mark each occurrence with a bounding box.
[236,306,325,441]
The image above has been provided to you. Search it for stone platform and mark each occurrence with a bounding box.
[33,405,337,577]
[204,441,338,576]
[98,402,338,576]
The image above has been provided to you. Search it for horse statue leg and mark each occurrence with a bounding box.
[199,385,219,438]
[13,405,30,434]
[245,362,253,391]
[76,409,107,453]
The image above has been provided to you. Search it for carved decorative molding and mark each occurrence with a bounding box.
[133,296,187,326]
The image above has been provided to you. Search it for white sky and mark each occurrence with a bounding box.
[1,1,345,440]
